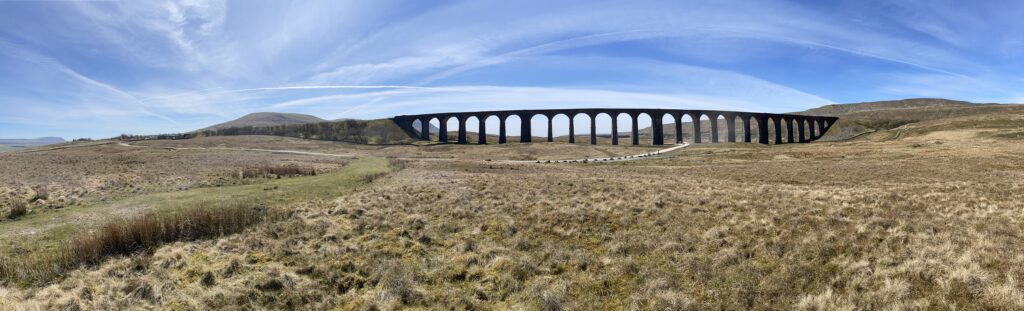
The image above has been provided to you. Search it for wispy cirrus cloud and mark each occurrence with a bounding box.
[0,39,178,123]
[1,0,1021,138]
[266,57,836,115]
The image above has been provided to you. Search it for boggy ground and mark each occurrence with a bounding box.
[1,112,1023,310]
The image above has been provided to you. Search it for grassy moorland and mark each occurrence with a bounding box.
[0,139,352,206]
[0,154,391,286]
[0,104,1022,309]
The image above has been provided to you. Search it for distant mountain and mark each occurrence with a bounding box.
[0,137,65,147]
[0,137,66,152]
[198,112,326,132]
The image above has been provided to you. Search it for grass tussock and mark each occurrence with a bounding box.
[71,201,273,264]
[5,200,27,220]
[239,163,316,179]
[359,171,389,183]
[29,186,48,203]
[0,201,275,286]
[386,157,409,171]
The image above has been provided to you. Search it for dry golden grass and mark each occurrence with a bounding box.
[239,163,317,179]
[0,201,274,286]
[0,156,388,271]
[130,134,662,162]
[0,140,348,206]
[0,109,1022,309]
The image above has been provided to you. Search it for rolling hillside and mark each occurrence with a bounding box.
[616,98,1024,142]
[799,98,978,115]
[797,98,1022,141]
[198,112,326,132]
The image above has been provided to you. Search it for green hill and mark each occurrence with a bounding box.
[198,112,326,132]
[799,98,1022,141]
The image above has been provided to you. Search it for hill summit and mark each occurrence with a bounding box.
[799,98,979,116]
[797,98,1018,141]
[198,112,325,132]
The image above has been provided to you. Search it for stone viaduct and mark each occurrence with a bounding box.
[393,109,838,145]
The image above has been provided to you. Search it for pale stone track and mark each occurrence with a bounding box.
[504,143,690,164]
[118,141,686,163]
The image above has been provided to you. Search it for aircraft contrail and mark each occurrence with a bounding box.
[141,85,451,102]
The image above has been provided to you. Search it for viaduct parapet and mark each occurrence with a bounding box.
[394,108,838,145]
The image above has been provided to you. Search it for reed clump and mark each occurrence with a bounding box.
[0,201,275,286]
[239,164,316,179]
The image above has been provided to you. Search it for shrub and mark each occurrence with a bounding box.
[6,200,27,219]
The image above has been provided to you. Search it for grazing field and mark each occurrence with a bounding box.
[0,106,1022,309]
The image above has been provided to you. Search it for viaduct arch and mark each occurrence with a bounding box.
[394,108,837,145]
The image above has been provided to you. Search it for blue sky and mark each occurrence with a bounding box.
[1,0,1022,139]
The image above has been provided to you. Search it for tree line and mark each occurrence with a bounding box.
[118,120,376,144]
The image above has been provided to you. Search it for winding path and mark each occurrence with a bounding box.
[505,143,690,164]
[118,140,688,164]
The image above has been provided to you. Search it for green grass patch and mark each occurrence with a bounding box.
[113,156,387,213]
